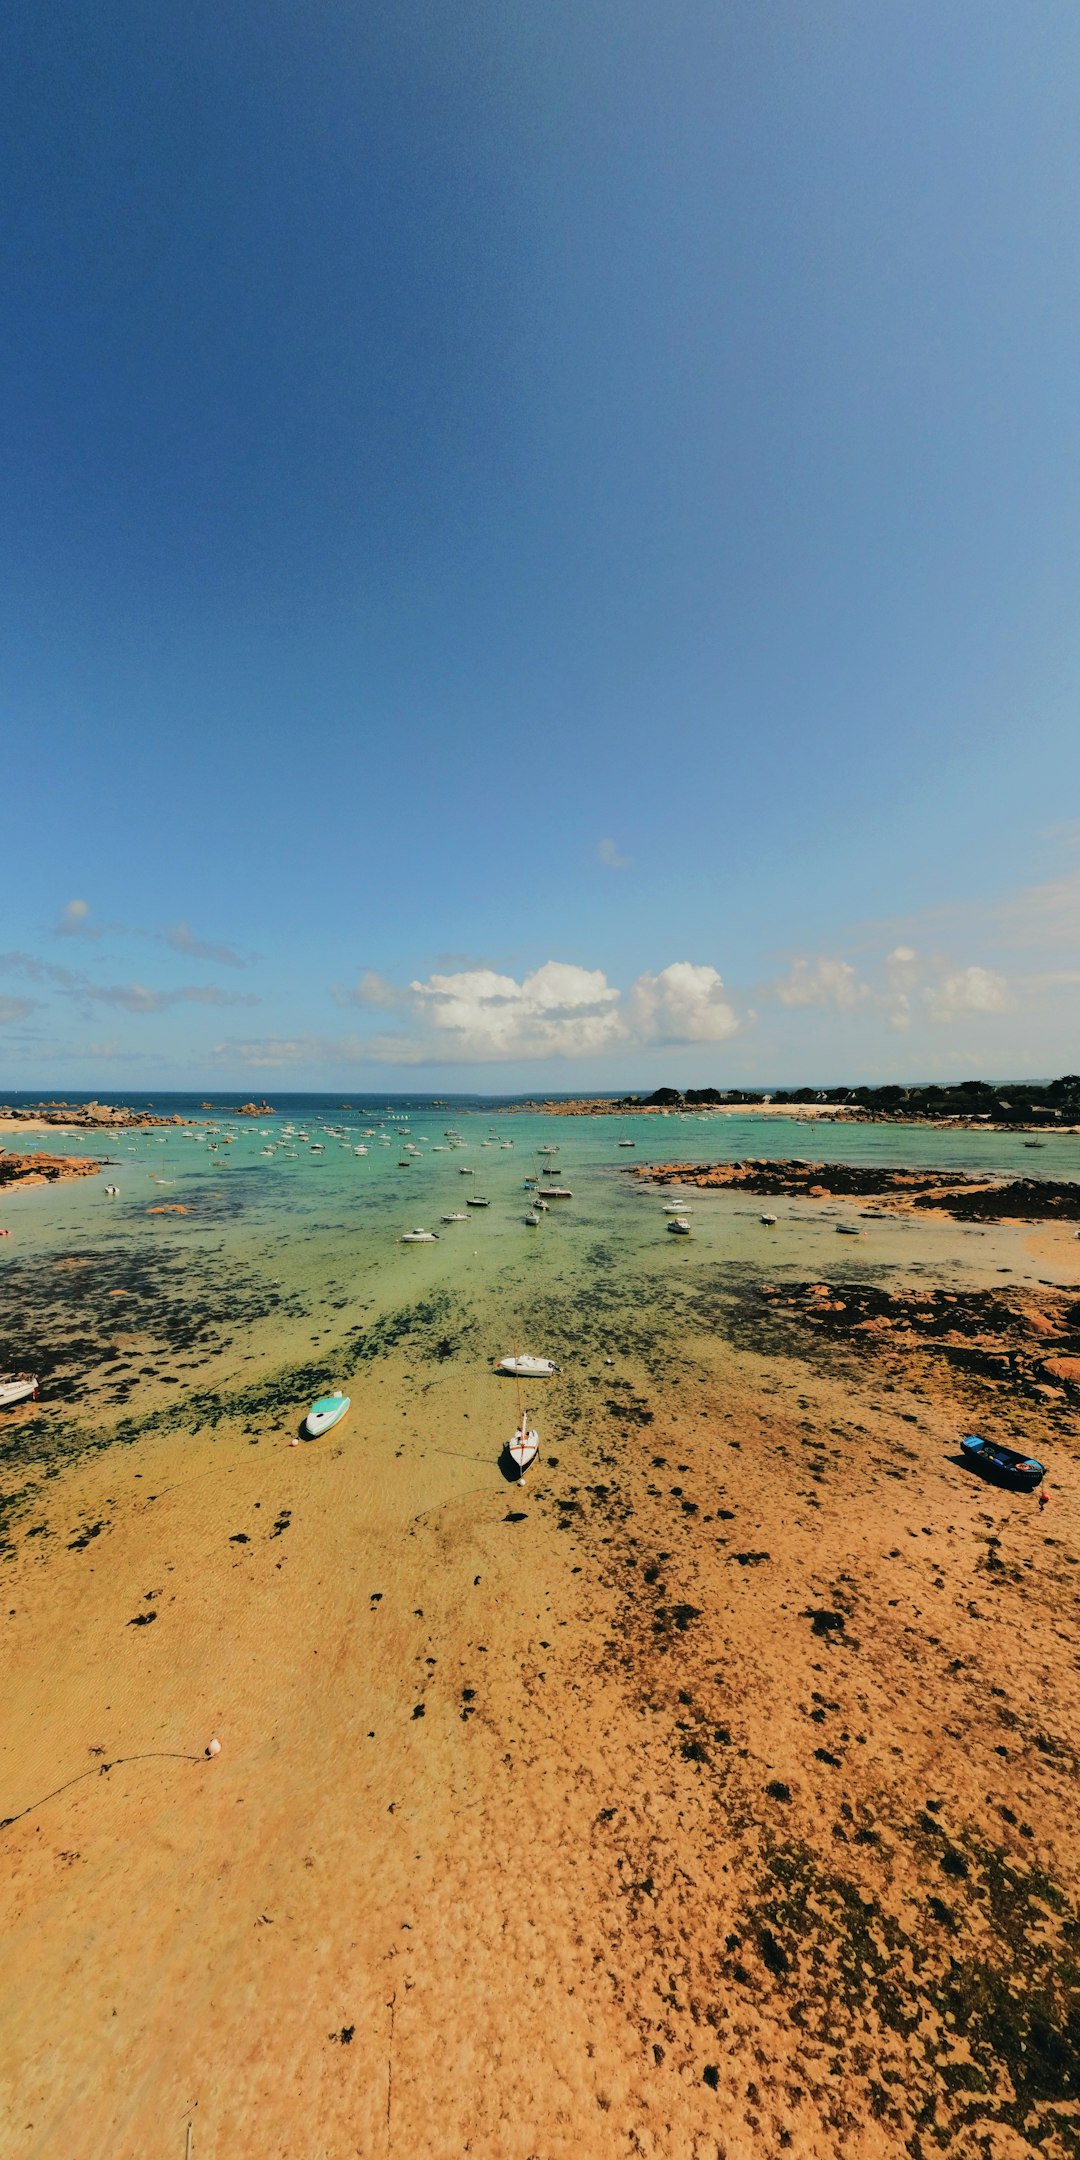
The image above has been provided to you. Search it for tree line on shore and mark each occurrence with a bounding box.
[621,1076,1080,1124]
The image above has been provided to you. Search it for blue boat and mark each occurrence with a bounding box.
[961,1434,1044,1491]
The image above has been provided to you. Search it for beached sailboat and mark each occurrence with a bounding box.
[496,1354,557,1378]
[507,1407,539,1480]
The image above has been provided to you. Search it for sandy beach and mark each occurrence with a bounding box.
[1,1112,1077,2159]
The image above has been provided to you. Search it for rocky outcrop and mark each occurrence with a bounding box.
[634,1159,1080,1222]
[758,1279,1080,1402]
[0,1100,185,1130]
[0,1152,101,1190]
[235,1101,274,1117]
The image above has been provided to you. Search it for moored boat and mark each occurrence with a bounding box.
[304,1392,350,1438]
[496,1355,557,1378]
[961,1433,1045,1491]
[0,1373,38,1409]
[507,1411,539,1479]
[667,1217,691,1235]
[401,1227,439,1242]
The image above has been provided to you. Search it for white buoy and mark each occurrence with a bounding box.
[205,1737,221,1759]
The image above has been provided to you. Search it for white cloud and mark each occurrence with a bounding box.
[410,961,624,1060]
[56,898,101,939]
[596,838,631,869]
[162,921,245,967]
[923,966,1008,1024]
[774,957,867,1010]
[347,970,404,1009]
[628,962,741,1044]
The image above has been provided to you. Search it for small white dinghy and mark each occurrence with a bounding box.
[401,1227,439,1242]
[496,1355,557,1378]
[524,1210,540,1226]
[304,1393,350,1438]
[663,1200,692,1214]
[0,1373,38,1409]
[507,1410,539,1479]
[441,1211,469,1223]
[760,1213,778,1226]
[667,1217,692,1235]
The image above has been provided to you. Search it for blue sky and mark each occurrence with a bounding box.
[3,1,1079,1089]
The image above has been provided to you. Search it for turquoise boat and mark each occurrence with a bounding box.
[304,1393,350,1439]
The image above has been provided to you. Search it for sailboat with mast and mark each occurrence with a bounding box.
[504,1353,539,1481]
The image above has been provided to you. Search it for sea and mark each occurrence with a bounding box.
[2,1091,1078,1464]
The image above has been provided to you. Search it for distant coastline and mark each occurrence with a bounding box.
[519,1073,1080,1133]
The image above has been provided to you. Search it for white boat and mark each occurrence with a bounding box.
[466,1195,490,1207]
[401,1227,439,1242]
[459,1166,474,1175]
[304,1392,350,1438]
[104,1184,119,1196]
[663,1200,692,1213]
[760,1213,777,1226]
[496,1355,557,1378]
[507,1412,539,1478]
[441,1211,469,1222]
[524,1211,540,1226]
[618,1139,636,1147]
[501,1141,513,1148]
[539,1186,572,1199]
[539,1146,558,1155]
[0,1373,38,1409]
[667,1218,692,1235]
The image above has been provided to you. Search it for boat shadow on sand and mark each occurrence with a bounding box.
[497,1444,533,1486]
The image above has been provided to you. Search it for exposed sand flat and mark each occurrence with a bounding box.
[1,1292,1077,2159]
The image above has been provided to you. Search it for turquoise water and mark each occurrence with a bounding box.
[3,1095,1078,1448]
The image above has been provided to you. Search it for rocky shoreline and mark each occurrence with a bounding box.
[0,1100,184,1132]
[0,1151,101,1191]
[633,1157,1080,1222]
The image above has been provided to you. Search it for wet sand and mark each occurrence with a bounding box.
[1,1146,1078,2158]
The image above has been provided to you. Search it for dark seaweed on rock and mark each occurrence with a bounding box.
[758,1281,1080,1403]
[0,1241,305,1407]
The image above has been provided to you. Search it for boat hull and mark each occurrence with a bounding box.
[304,1394,350,1439]
[961,1434,1044,1491]
[508,1429,539,1474]
[0,1375,38,1409]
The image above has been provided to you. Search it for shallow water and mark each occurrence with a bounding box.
[3,1093,1078,1453]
